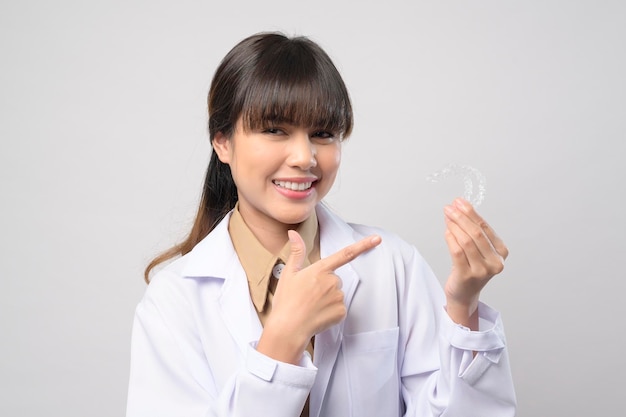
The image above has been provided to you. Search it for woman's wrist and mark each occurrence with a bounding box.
[257,324,309,365]
[445,297,480,330]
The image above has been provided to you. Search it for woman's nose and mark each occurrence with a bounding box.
[287,134,317,169]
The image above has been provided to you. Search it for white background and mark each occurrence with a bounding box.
[1,1,624,415]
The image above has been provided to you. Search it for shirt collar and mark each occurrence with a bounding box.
[228,203,319,312]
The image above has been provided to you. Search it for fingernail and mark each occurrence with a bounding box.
[444,205,455,216]
[370,235,382,245]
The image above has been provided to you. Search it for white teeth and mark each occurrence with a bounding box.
[274,180,313,191]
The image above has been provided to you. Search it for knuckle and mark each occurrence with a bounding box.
[342,246,357,262]
[450,246,464,258]
[335,275,343,290]
[458,235,472,248]
[321,274,339,292]
[335,303,347,318]
[471,228,485,241]
[482,259,504,276]
[493,259,505,274]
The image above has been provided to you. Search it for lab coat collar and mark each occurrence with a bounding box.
[181,210,238,279]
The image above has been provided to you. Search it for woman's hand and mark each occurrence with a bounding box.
[443,198,509,330]
[257,230,382,364]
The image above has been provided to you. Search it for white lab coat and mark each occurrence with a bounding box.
[126,203,516,417]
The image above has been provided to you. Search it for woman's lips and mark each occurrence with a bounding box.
[272,180,314,191]
[272,179,318,199]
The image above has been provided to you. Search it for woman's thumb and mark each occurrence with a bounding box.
[285,230,306,274]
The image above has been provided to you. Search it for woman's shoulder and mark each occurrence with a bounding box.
[142,256,193,300]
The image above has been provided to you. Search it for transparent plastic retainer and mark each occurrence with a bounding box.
[426,164,486,207]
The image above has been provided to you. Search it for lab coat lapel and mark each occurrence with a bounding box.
[182,212,262,358]
[310,204,361,417]
[217,261,261,357]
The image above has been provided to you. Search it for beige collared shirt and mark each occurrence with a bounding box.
[228,203,320,332]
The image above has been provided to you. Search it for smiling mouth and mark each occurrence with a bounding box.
[273,180,314,191]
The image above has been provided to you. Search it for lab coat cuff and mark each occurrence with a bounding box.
[246,343,317,387]
[442,302,506,355]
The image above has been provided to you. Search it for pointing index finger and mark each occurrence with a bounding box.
[318,235,382,272]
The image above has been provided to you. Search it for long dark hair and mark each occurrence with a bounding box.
[144,32,353,282]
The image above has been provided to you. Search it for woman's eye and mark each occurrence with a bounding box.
[311,131,336,143]
[263,127,284,135]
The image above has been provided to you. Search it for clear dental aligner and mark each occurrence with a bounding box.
[426,164,487,207]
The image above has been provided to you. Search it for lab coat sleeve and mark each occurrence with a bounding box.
[397,245,517,417]
[125,272,317,417]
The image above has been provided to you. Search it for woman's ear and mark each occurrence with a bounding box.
[212,132,231,164]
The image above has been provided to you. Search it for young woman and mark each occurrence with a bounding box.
[126,32,516,417]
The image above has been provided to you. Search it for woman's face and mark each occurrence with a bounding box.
[213,118,341,233]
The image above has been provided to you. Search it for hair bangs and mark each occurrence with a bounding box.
[238,44,353,137]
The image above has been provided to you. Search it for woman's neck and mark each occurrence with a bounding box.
[236,210,293,255]
[248,222,293,255]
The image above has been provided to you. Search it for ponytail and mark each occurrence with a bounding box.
[143,152,237,283]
